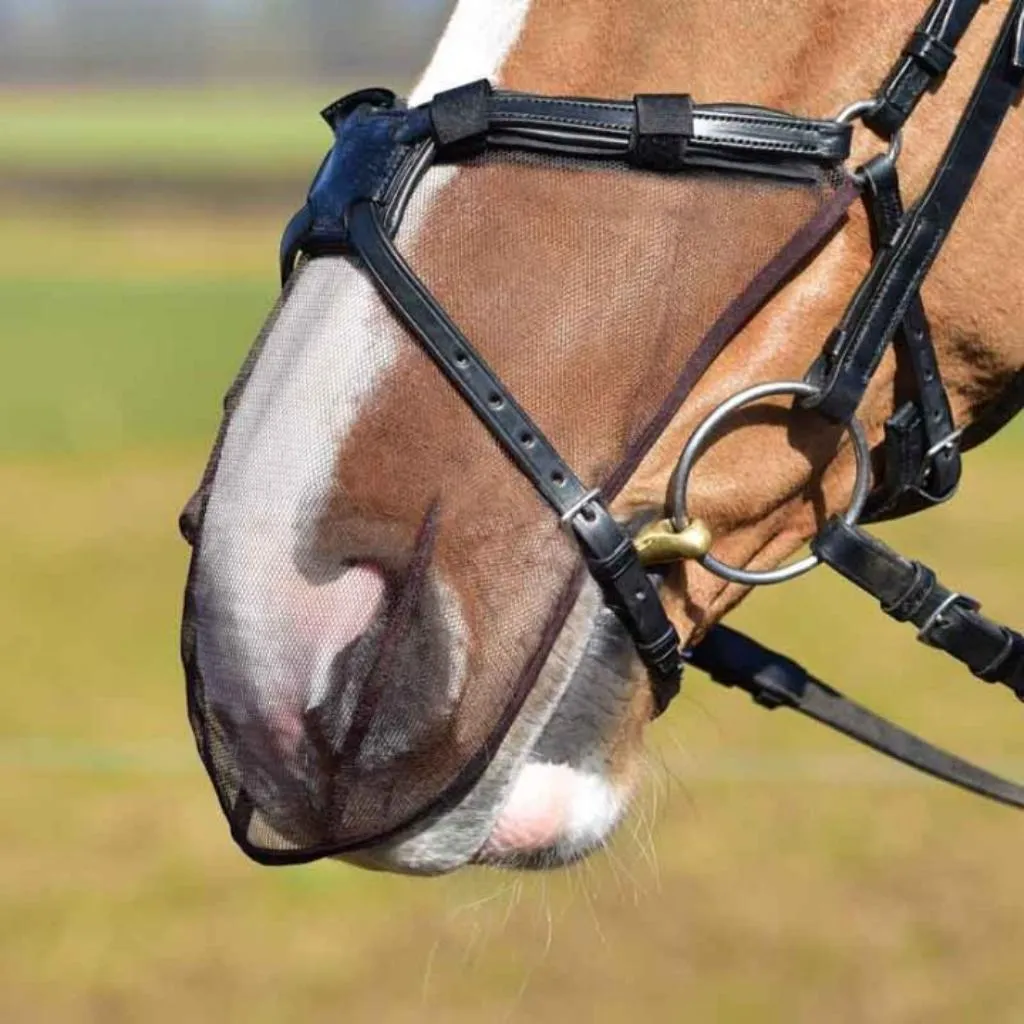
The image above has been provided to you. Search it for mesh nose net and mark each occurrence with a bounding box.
[181,139,853,862]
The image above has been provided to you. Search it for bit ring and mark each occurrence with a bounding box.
[670,380,872,586]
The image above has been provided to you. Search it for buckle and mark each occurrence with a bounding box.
[559,487,601,528]
[924,425,965,462]
[917,592,980,647]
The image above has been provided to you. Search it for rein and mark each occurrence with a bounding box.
[271,0,1024,838]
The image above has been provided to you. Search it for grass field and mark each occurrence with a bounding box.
[0,89,339,180]
[5,89,1024,1024]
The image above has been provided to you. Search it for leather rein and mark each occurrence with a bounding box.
[281,0,1024,813]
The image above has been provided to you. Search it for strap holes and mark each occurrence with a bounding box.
[582,506,597,522]
[488,393,505,410]
[634,589,647,603]
[519,431,535,448]
[551,470,566,486]
[454,351,469,368]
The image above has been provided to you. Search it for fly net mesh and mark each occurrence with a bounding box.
[182,151,848,860]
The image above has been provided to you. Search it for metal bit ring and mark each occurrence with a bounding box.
[670,380,872,586]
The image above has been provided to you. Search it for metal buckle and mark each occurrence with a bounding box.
[917,592,980,647]
[559,487,602,527]
[924,425,965,462]
[669,380,872,587]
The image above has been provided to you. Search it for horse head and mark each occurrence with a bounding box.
[181,0,1024,873]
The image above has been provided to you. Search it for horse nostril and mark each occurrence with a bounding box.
[304,562,388,710]
[302,555,461,775]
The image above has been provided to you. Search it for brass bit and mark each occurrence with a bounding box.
[635,517,713,567]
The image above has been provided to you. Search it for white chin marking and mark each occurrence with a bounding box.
[481,762,627,860]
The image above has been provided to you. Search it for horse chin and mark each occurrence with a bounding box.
[340,584,647,875]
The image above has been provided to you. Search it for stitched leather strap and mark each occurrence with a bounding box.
[689,623,1024,810]
[805,0,1024,424]
[866,0,988,136]
[813,518,1024,696]
[857,155,961,521]
[282,86,853,284]
[346,200,683,712]
[405,85,851,167]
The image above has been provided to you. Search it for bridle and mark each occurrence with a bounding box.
[279,0,1024,818]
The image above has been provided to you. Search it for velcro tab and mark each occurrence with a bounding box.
[430,79,493,153]
[630,94,694,171]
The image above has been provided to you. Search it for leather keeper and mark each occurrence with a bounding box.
[629,94,694,171]
[430,79,493,154]
[906,30,958,76]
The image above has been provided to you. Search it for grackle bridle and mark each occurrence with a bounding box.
[280,0,1024,817]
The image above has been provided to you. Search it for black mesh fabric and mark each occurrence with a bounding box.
[181,151,849,861]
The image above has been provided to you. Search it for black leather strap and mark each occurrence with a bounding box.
[813,517,1024,697]
[345,200,683,712]
[689,623,1024,810]
[491,93,851,159]
[405,85,851,167]
[857,155,961,520]
[284,85,853,283]
[805,0,1024,424]
[866,0,988,137]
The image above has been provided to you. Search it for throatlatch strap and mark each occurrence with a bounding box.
[805,0,1024,425]
[866,0,988,137]
[813,517,1024,698]
[689,624,1024,810]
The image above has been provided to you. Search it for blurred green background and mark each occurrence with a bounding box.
[4,4,1024,1022]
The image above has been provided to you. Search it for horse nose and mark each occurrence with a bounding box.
[299,533,464,774]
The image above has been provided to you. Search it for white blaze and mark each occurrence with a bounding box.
[412,0,533,103]
[195,0,534,717]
